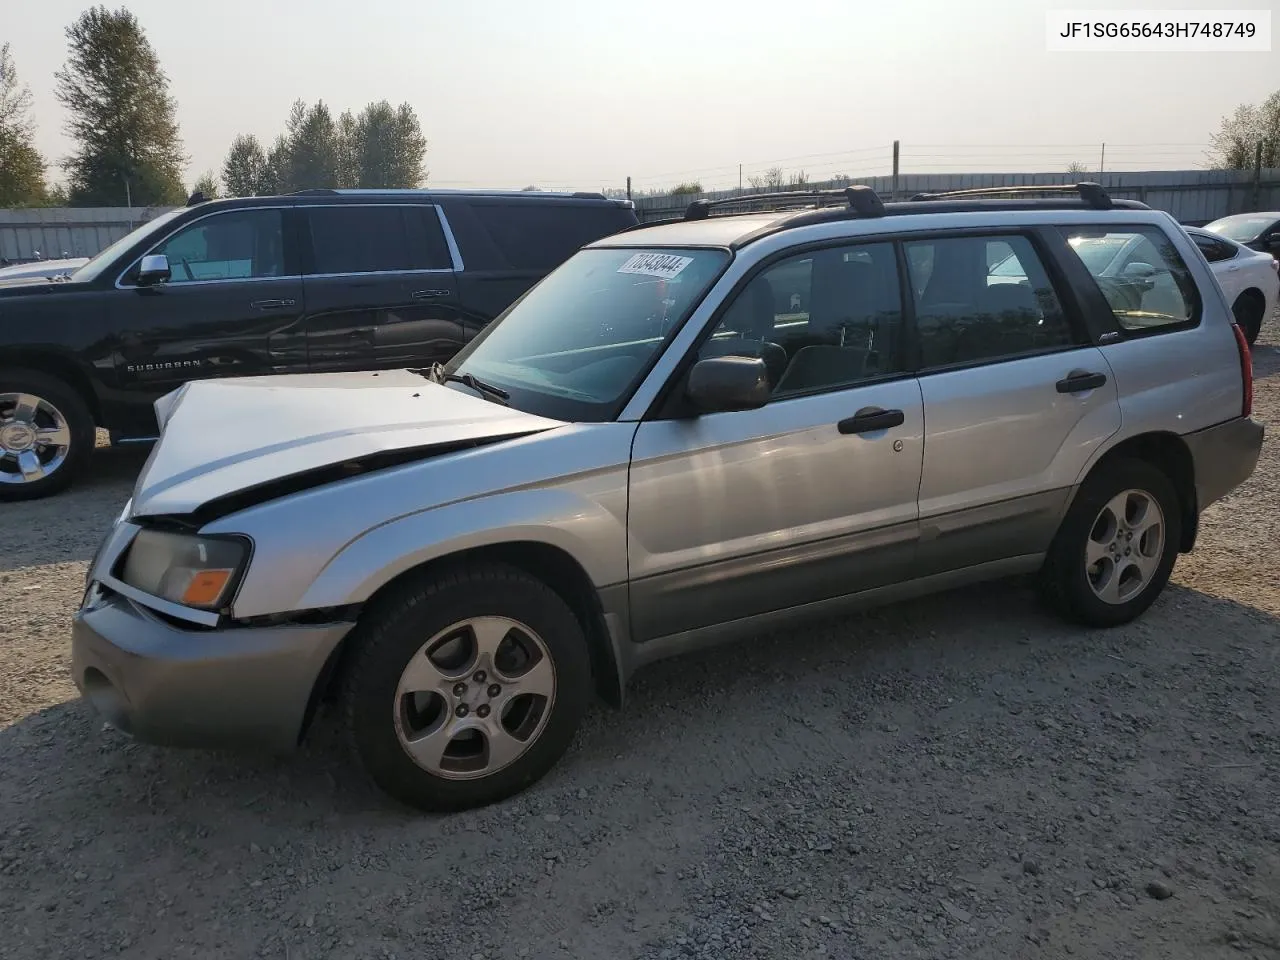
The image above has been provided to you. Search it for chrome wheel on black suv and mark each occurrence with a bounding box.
[0,370,94,501]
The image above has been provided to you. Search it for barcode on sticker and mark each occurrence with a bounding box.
[617,253,694,280]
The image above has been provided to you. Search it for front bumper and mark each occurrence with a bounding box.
[1183,416,1265,512]
[71,588,353,752]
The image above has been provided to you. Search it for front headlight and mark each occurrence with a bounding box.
[120,529,250,610]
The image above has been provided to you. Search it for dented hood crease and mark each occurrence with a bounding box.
[130,370,564,518]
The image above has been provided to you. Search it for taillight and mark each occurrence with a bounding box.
[1231,322,1253,418]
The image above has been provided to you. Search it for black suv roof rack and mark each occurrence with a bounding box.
[909,181,1115,209]
[684,185,886,221]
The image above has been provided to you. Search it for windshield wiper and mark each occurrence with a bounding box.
[445,372,510,404]
[414,363,510,405]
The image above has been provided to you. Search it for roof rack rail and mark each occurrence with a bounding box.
[908,181,1115,210]
[290,188,340,196]
[684,185,886,221]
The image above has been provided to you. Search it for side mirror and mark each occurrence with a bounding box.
[137,254,171,286]
[1122,261,1156,279]
[685,356,770,414]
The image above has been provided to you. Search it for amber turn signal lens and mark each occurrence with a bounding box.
[181,569,233,607]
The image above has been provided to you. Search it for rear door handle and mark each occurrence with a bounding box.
[837,407,905,435]
[1056,371,1107,394]
[251,298,296,310]
[412,289,451,300]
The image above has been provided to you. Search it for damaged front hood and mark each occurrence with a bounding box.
[132,370,563,518]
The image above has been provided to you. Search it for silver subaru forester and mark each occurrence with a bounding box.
[73,184,1264,811]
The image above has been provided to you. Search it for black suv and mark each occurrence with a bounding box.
[0,189,637,499]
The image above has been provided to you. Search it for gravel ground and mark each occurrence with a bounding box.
[2,312,1279,960]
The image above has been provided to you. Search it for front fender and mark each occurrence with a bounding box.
[206,422,636,619]
[295,485,629,611]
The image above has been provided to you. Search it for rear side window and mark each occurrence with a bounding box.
[1061,226,1199,332]
[471,203,631,270]
[903,234,1075,368]
[1192,232,1237,264]
[308,207,416,275]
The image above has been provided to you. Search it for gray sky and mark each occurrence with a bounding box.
[7,0,1277,193]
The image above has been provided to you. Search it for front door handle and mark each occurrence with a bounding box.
[412,289,451,300]
[1056,371,1107,394]
[837,407,905,435]
[251,298,296,310]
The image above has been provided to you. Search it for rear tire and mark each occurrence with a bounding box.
[1232,291,1265,346]
[342,563,592,812]
[0,368,95,502]
[1041,458,1182,627]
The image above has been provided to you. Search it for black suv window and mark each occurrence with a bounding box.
[151,210,285,283]
[471,203,627,270]
[308,206,451,275]
[904,234,1074,368]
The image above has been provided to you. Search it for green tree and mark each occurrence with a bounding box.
[191,170,219,199]
[1210,91,1280,169]
[670,181,702,195]
[285,99,339,190]
[0,43,47,207]
[352,100,427,188]
[221,133,267,196]
[41,183,70,206]
[261,134,289,194]
[335,109,359,188]
[55,6,186,206]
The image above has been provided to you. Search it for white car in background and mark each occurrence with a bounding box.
[0,256,90,284]
[1185,225,1278,346]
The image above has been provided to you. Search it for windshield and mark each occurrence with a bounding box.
[1067,236,1128,273]
[1205,215,1275,243]
[68,207,187,283]
[444,247,729,421]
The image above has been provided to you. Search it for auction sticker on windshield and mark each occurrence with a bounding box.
[617,253,694,280]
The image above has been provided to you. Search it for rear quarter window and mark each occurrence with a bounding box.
[470,203,635,271]
[1061,225,1201,334]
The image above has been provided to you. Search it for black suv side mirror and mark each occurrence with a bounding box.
[685,355,771,413]
[137,254,171,287]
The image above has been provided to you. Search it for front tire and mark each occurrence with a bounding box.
[342,563,592,812]
[0,369,95,501]
[1041,458,1182,627]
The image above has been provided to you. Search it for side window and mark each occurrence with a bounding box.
[1193,233,1237,264]
[406,207,454,270]
[1061,226,1198,332]
[308,207,414,275]
[152,210,284,283]
[699,242,905,397]
[904,234,1074,368]
[471,203,627,271]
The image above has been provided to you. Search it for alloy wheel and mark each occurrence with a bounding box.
[1085,488,1165,605]
[0,393,73,486]
[393,616,556,780]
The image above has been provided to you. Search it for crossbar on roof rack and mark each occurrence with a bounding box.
[908,181,1114,210]
[684,185,886,221]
